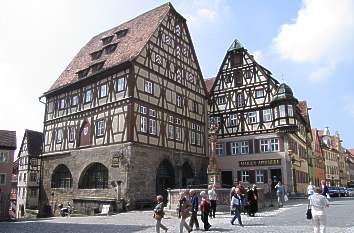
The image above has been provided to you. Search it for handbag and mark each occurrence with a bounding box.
[284,194,289,202]
[306,205,312,220]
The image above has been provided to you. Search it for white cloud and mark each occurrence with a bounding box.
[343,96,354,118]
[308,62,336,82]
[273,0,353,63]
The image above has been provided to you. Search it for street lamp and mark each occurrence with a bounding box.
[288,149,302,194]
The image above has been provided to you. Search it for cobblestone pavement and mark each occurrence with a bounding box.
[1,198,354,233]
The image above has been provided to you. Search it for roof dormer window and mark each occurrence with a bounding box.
[101,35,114,45]
[77,68,89,79]
[115,29,128,39]
[104,43,117,54]
[90,50,103,60]
[91,61,105,74]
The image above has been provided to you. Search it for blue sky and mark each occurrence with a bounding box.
[0,0,353,151]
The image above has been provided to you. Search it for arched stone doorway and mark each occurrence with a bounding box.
[78,162,108,189]
[156,159,175,202]
[181,162,193,188]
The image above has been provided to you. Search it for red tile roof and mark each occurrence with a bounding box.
[47,3,171,93]
[204,77,216,94]
[348,149,354,156]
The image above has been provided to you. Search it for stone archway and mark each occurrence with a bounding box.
[156,159,175,202]
[181,162,194,188]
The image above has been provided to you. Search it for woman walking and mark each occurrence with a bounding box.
[208,185,217,218]
[153,195,168,233]
[230,187,244,227]
[247,186,257,217]
[275,181,285,207]
[178,191,192,233]
[310,187,330,233]
[200,191,211,231]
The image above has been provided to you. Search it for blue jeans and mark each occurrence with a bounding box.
[231,205,242,225]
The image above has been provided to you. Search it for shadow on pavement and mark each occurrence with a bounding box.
[0,222,149,233]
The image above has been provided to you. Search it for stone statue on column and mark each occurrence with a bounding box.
[207,121,221,188]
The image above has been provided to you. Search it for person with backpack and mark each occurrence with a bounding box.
[200,191,211,231]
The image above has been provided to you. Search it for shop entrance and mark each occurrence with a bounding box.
[270,169,282,191]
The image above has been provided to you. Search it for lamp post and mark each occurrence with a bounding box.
[288,149,302,195]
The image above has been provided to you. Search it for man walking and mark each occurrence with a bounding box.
[189,190,199,230]
[208,185,217,218]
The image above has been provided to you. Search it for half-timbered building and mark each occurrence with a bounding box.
[207,40,311,194]
[39,3,208,214]
[16,130,42,219]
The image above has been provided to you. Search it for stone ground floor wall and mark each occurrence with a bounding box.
[39,143,208,216]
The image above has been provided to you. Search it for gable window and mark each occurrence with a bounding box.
[176,69,182,83]
[77,68,89,79]
[104,43,117,54]
[96,119,105,137]
[101,35,113,45]
[164,34,172,46]
[192,101,198,113]
[279,105,286,117]
[175,25,181,36]
[69,127,75,142]
[216,143,223,156]
[84,89,93,103]
[255,89,265,98]
[182,47,188,57]
[245,70,252,79]
[187,73,194,83]
[217,96,225,105]
[288,105,294,117]
[116,29,128,38]
[256,170,264,183]
[0,174,6,185]
[91,61,104,73]
[56,128,63,144]
[168,116,174,139]
[116,77,125,92]
[58,98,65,110]
[90,50,102,60]
[176,95,183,108]
[144,80,153,94]
[140,106,147,133]
[263,109,272,122]
[241,170,250,182]
[99,84,108,98]
[155,54,162,65]
[71,95,78,107]
[229,114,237,127]
[248,111,257,124]
[176,46,181,59]
[0,152,8,162]
[237,93,245,107]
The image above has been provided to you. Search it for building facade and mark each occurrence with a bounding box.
[207,40,311,194]
[0,130,16,220]
[40,3,208,215]
[311,129,325,186]
[16,130,42,219]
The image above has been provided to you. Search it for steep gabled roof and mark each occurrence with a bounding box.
[18,129,43,158]
[0,130,16,149]
[46,3,171,94]
[204,77,216,94]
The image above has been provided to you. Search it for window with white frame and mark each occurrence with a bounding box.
[0,174,6,185]
[191,123,201,145]
[216,143,223,156]
[116,77,125,92]
[279,105,286,117]
[260,138,280,152]
[149,109,157,135]
[245,70,252,79]
[176,95,183,107]
[164,34,172,45]
[241,170,250,182]
[231,141,249,155]
[217,96,225,105]
[144,80,153,94]
[241,141,249,154]
[0,152,8,162]
[56,129,63,144]
[176,46,181,59]
[99,84,108,98]
[96,119,105,137]
[270,138,279,151]
[140,106,148,133]
[248,111,257,124]
[192,101,198,113]
[69,127,75,142]
[255,88,265,98]
[84,89,92,103]
[58,98,65,110]
[288,105,294,116]
[256,170,264,183]
[175,118,182,141]
[175,25,181,36]
[71,95,78,107]
[155,54,162,65]
[237,93,245,107]
[260,139,269,152]
[229,114,237,127]
[263,109,272,122]
[176,69,182,82]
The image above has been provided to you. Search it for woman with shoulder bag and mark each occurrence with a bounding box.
[309,187,330,233]
[154,195,168,233]
[178,191,192,233]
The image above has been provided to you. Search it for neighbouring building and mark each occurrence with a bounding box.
[39,3,208,215]
[16,130,42,219]
[207,40,311,194]
[312,129,325,186]
[346,149,354,187]
[0,130,16,220]
[9,159,18,219]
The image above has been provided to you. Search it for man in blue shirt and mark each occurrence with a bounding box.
[189,190,199,230]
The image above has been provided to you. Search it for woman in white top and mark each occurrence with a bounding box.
[208,184,217,218]
[309,187,330,233]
